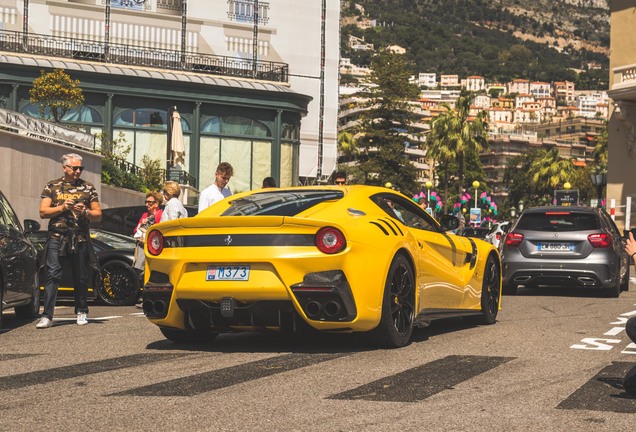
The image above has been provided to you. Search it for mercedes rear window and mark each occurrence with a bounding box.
[221,190,344,216]
[515,212,600,231]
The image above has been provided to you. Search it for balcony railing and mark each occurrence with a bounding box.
[110,157,197,189]
[0,29,288,83]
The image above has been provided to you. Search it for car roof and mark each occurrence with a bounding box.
[524,206,597,214]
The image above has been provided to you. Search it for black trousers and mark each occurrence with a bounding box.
[41,237,89,319]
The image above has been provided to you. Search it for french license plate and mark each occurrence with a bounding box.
[538,242,574,251]
[206,265,250,281]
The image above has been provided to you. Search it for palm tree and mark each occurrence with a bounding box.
[427,95,489,206]
[337,130,357,160]
[529,147,576,196]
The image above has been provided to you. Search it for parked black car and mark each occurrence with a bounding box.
[500,206,630,297]
[0,189,40,328]
[28,229,142,306]
[92,205,198,236]
[461,226,490,240]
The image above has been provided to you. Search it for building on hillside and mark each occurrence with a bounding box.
[481,119,602,203]
[575,91,609,119]
[0,0,340,193]
[529,81,551,98]
[348,35,374,51]
[387,45,406,54]
[440,74,460,89]
[410,73,437,89]
[339,58,372,77]
[553,81,576,103]
[462,76,485,92]
[508,79,530,95]
[473,94,491,109]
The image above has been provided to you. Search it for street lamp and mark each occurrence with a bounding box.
[590,172,607,208]
[425,180,433,202]
[472,180,480,209]
[510,206,517,219]
[518,200,524,212]
[564,182,571,190]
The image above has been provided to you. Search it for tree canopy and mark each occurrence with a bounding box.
[29,69,84,123]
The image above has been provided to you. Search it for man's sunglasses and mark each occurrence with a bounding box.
[65,165,85,172]
[335,180,346,185]
[145,200,156,205]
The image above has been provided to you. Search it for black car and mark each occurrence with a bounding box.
[461,226,490,240]
[500,206,630,297]
[92,204,198,236]
[0,190,40,328]
[28,229,142,306]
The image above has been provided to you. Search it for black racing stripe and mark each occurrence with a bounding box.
[111,352,349,397]
[0,353,188,391]
[0,354,39,362]
[329,355,514,402]
[369,221,389,235]
[378,219,398,235]
[168,234,315,248]
[383,218,404,236]
[558,361,636,413]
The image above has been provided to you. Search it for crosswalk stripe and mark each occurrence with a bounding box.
[111,352,350,397]
[329,355,514,402]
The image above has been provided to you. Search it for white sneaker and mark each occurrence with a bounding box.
[77,313,88,326]
[36,317,53,329]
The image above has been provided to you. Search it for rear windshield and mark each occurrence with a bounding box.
[516,212,600,231]
[221,190,344,216]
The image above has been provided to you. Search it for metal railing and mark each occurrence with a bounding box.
[110,157,197,189]
[0,29,288,83]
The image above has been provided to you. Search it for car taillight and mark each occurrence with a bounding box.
[588,233,612,248]
[147,230,164,256]
[315,226,346,254]
[496,233,501,240]
[505,232,524,247]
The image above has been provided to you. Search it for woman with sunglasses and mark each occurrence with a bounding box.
[132,191,163,274]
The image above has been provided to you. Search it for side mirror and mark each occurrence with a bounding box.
[24,219,41,233]
[439,215,459,231]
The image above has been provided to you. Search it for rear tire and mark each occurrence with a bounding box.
[475,254,500,324]
[160,327,218,344]
[620,263,630,292]
[15,274,40,319]
[371,254,415,348]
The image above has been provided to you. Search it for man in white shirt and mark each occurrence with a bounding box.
[198,162,234,212]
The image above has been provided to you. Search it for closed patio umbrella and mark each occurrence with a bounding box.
[170,109,185,167]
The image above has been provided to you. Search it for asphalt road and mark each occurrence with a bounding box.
[1,280,635,431]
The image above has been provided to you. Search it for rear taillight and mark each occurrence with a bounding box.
[588,233,612,248]
[147,230,165,255]
[315,226,346,254]
[496,233,501,241]
[505,232,524,247]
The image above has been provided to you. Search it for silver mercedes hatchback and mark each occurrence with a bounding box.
[500,206,630,297]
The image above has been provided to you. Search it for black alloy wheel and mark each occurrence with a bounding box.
[95,260,140,306]
[372,254,415,348]
[478,254,500,324]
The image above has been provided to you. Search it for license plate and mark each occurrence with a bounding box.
[206,265,250,281]
[538,242,574,251]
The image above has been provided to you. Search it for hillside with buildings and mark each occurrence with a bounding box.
[340,0,609,90]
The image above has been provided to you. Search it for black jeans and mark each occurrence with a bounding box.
[42,237,89,319]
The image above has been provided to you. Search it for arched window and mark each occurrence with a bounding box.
[114,108,190,131]
[21,103,102,123]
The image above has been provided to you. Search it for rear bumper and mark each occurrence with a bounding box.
[502,258,617,289]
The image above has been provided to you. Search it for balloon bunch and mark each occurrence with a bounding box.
[429,191,442,213]
[479,192,498,216]
[460,192,471,205]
